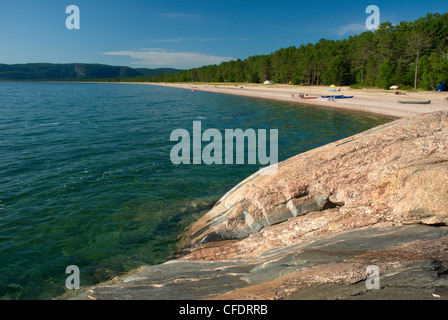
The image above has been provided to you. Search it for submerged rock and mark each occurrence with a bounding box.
[73,111,448,300]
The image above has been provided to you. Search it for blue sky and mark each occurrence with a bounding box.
[0,0,446,69]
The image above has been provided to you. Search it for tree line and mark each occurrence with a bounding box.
[144,12,448,90]
[0,63,180,81]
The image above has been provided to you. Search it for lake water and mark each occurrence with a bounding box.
[0,81,393,299]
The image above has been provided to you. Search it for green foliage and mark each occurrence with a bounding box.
[146,12,448,90]
[420,53,448,90]
[0,63,181,81]
[378,58,395,89]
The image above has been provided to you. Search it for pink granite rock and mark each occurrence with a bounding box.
[73,111,448,301]
[183,111,448,253]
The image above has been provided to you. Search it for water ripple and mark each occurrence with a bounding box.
[0,81,393,299]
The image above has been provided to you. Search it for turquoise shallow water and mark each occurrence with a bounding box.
[0,82,393,299]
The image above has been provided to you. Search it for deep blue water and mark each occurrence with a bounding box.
[0,81,393,299]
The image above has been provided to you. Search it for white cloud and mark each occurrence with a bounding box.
[337,23,369,36]
[102,49,234,69]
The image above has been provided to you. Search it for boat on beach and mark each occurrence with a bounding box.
[300,96,318,99]
[321,95,354,99]
[322,95,342,98]
[335,95,354,99]
[398,99,431,104]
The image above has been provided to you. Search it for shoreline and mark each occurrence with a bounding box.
[146,82,448,119]
[49,81,447,300]
[4,80,447,119]
[71,110,448,300]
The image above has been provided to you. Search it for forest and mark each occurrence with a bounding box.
[0,63,180,81]
[144,12,448,90]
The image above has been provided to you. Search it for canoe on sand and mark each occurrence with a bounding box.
[398,99,431,104]
[322,95,343,98]
[321,95,354,99]
[335,95,354,99]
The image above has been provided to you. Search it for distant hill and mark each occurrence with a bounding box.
[0,63,181,81]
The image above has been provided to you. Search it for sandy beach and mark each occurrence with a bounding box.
[148,82,448,119]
